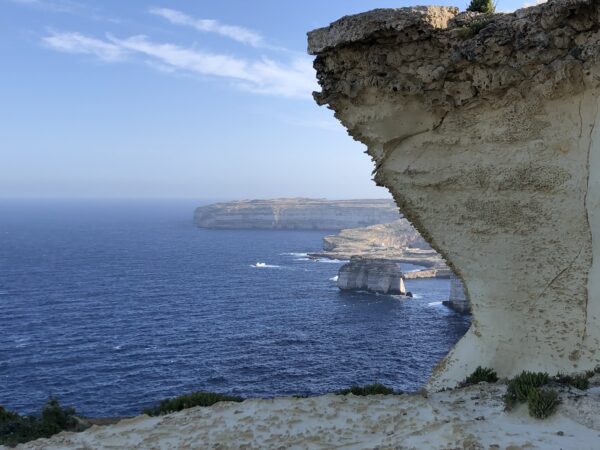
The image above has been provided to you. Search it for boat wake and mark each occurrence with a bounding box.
[250,262,280,268]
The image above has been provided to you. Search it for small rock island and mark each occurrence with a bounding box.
[337,256,412,296]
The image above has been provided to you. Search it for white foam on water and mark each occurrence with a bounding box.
[280,252,308,257]
[329,275,339,282]
[315,258,348,264]
[251,262,280,268]
[428,301,442,306]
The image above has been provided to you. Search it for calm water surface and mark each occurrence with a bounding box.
[0,200,470,416]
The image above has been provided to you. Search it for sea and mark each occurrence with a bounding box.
[0,199,470,417]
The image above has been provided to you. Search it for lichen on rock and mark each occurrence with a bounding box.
[308,0,600,389]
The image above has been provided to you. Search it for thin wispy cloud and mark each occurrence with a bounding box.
[42,32,317,99]
[149,7,264,48]
[42,32,127,62]
[7,0,123,23]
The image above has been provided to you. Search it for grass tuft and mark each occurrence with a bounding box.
[504,371,549,411]
[527,388,559,419]
[337,384,398,396]
[555,373,589,390]
[143,392,244,416]
[463,366,498,385]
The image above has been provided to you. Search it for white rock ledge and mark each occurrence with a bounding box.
[308,0,600,389]
[12,384,600,449]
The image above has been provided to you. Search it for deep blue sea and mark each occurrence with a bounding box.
[0,200,470,417]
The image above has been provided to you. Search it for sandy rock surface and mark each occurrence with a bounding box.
[10,384,600,450]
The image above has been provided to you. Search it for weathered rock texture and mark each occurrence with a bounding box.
[308,0,600,389]
[337,256,406,294]
[443,275,470,314]
[15,383,600,449]
[194,198,399,230]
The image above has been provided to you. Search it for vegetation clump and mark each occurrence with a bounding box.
[143,392,244,416]
[463,366,498,385]
[503,371,561,419]
[527,388,559,419]
[0,398,82,447]
[337,383,399,396]
[456,18,494,39]
[504,371,549,410]
[467,0,495,13]
[555,373,589,390]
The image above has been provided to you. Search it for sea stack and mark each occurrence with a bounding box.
[309,0,600,389]
[337,256,410,295]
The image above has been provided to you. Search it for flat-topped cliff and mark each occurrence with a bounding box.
[309,0,600,389]
[194,198,399,230]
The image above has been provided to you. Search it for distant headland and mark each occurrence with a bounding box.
[194,198,400,230]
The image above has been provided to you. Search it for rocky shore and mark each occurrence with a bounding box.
[194,198,399,230]
[311,220,451,278]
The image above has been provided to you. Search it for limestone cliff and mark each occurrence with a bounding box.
[308,0,600,389]
[194,198,399,230]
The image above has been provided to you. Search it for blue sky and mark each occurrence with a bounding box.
[1,0,530,200]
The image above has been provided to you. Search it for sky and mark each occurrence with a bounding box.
[1,0,532,200]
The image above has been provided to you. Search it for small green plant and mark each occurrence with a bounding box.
[555,373,589,390]
[463,366,498,385]
[527,388,559,419]
[143,392,244,416]
[337,384,398,396]
[504,371,549,410]
[467,0,495,13]
[456,18,493,40]
[0,398,82,446]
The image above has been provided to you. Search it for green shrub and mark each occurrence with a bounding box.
[504,371,549,410]
[143,392,244,416]
[0,398,81,446]
[337,383,397,396]
[456,18,493,40]
[555,374,589,390]
[467,0,495,13]
[463,366,498,385]
[527,388,559,419]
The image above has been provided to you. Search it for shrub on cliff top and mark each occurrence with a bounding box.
[0,398,82,446]
[337,384,398,396]
[555,373,590,390]
[463,366,498,386]
[143,392,244,416]
[467,0,495,13]
[504,371,549,411]
[527,388,559,419]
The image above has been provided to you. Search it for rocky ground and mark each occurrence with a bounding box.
[11,382,600,450]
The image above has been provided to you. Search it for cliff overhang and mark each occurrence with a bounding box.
[308,0,600,389]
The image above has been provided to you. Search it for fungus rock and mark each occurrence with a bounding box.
[308,0,600,389]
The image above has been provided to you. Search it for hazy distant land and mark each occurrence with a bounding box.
[194,198,400,230]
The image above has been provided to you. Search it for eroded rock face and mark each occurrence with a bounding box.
[308,0,600,389]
